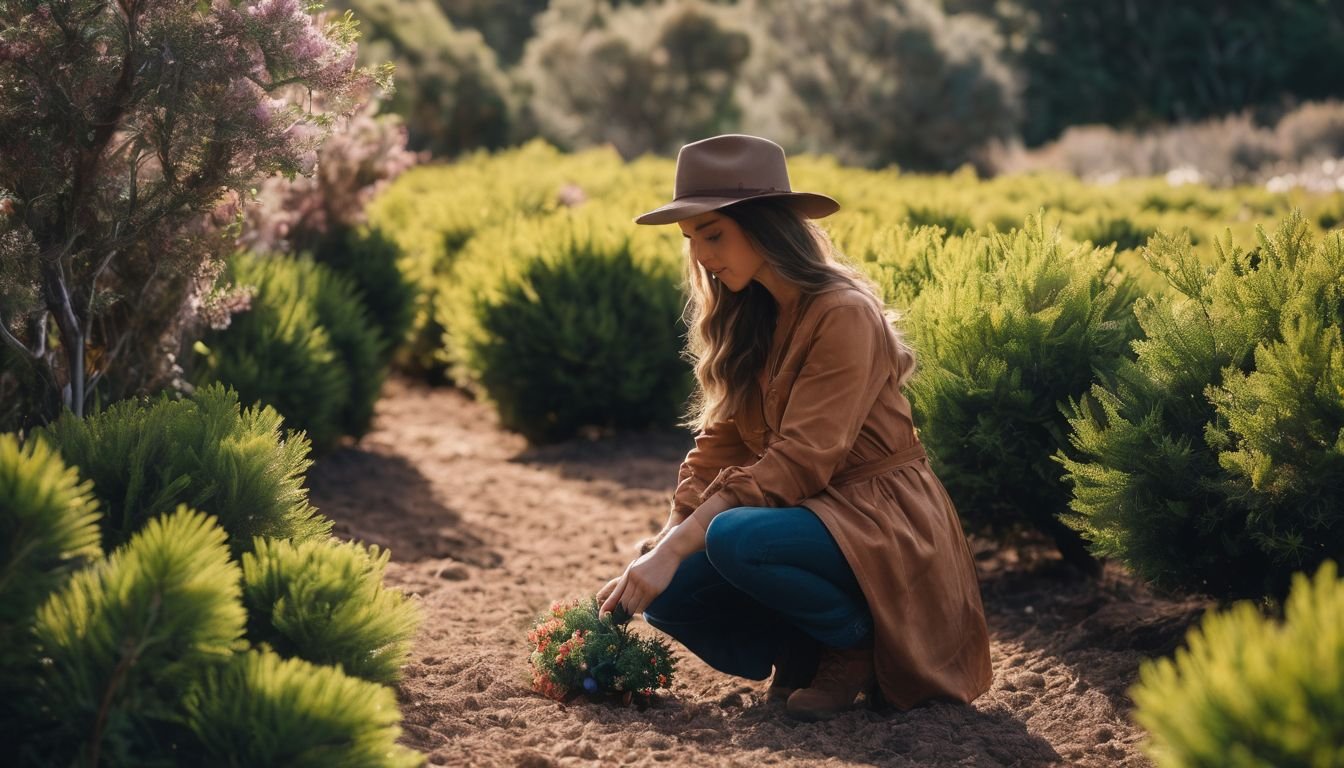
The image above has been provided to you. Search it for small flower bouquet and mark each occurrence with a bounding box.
[527,595,676,705]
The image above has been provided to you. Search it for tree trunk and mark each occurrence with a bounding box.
[40,260,85,418]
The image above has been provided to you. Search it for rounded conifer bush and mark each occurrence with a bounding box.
[1058,212,1344,599]
[904,213,1143,567]
[194,252,386,452]
[241,537,422,685]
[34,383,331,558]
[445,223,690,443]
[1131,560,1344,767]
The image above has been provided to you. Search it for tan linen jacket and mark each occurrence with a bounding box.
[673,286,993,710]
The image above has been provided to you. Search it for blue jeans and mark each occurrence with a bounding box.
[643,505,874,681]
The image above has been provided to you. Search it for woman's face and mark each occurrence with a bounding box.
[678,211,765,292]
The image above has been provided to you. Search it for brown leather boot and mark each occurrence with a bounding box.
[785,640,876,721]
[765,636,821,705]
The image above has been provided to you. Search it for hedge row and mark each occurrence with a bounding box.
[364,144,1343,605]
[0,385,423,767]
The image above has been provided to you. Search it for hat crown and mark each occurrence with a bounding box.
[673,134,792,200]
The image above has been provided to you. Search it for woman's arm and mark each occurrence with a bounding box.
[640,417,754,554]
[600,490,737,617]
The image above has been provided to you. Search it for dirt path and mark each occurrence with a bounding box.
[306,376,1211,767]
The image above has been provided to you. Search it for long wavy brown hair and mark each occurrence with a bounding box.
[680,198,917,432]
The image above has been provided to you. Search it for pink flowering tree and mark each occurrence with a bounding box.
[236,87,422,257]
[0,0,391,425]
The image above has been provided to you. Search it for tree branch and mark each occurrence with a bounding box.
[0,312,38,362]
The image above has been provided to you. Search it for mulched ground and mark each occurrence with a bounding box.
[306,375,1212,767]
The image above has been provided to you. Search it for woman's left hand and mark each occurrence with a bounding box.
[599,545,682,618]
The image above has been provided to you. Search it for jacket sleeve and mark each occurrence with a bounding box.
[696,304,889,512]
[670,417,756,519]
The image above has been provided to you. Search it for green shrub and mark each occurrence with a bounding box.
[194,252,385,451]
[1071,214,1157,253]
[1131,560,1344,767]
[306,257,387,440]
[737,0,1019,170]
[241,537,421,685]
[445,222,690,443]
[1058,212,1344,598]
[183,649,423,768]
[836,220,950,308]
[905,214,1142,565]
[34,383,330,558]
[313,225,417,367]
[0,434,102,755]
[31,507,246,767]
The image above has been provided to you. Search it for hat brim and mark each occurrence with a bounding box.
[633,191,840,225]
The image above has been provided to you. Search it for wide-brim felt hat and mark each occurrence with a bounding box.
[634,134,840,225]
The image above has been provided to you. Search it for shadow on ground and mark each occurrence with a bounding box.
[510,427,694,492]
[307,445,503,568]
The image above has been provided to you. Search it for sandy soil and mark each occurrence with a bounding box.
[306,376,1214,768]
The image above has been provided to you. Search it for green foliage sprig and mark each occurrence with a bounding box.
[527,596,676,703]
[0,434,102,755]
[0,434,101,640]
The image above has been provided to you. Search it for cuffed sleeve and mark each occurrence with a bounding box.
[697,304,888,510]
[671,416,756,519]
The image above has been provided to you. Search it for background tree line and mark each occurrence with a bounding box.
[328,0,1344,170]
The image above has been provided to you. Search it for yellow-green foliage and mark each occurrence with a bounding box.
[1132,560,1344,767]
[369,142,1341,383]
[0,435,101,632]
[1057,215,1344,599]
[902,214,1142,562]
[183,648,424,768]
[195,252,386,453]
[34,383,331,558]
[436,202,689,441]
[241,537,422,686]
[0,434,102,754]
[365,139,1344,456]
[367,141,672,376]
